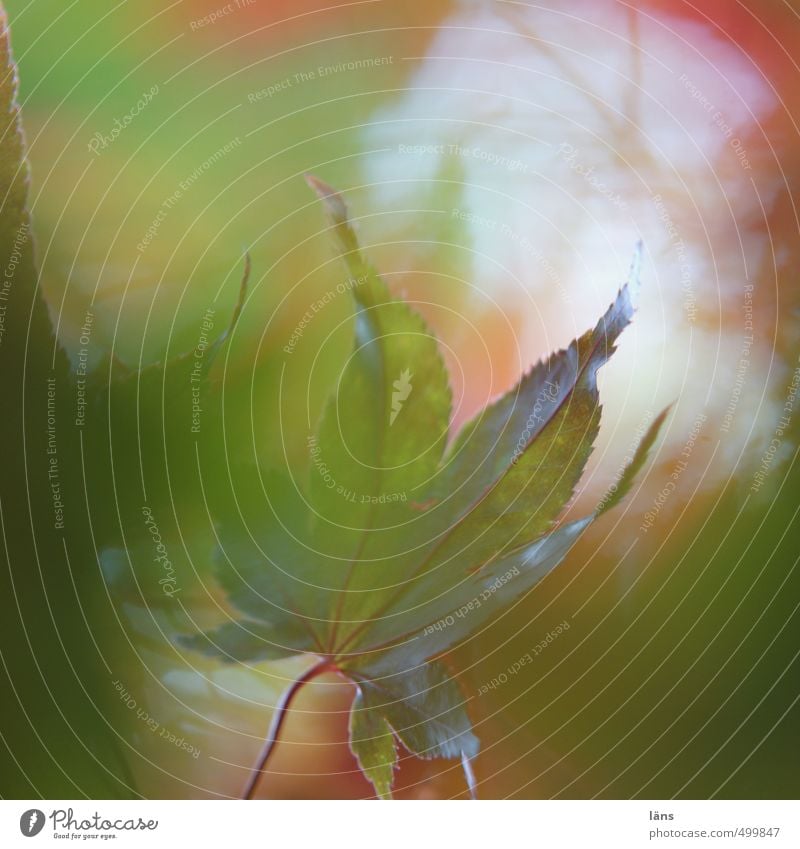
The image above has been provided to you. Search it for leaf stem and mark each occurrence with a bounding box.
[242,658,335,800]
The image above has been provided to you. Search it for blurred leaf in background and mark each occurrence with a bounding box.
[0,5,133,798]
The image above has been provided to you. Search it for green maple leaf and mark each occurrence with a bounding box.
[179,176,668,799]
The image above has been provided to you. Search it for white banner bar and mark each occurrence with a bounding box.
[1,800,797,848]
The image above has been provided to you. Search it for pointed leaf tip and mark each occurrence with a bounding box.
[213,252,250,353]
[626,241,643,309]
[306,173,363,262]
[597,403,671,516]
[462,751,478,800]
[305,173,349,224]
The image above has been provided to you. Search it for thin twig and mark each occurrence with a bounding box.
[242,659,334,800]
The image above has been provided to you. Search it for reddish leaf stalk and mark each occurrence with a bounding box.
[242,658,336,800]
